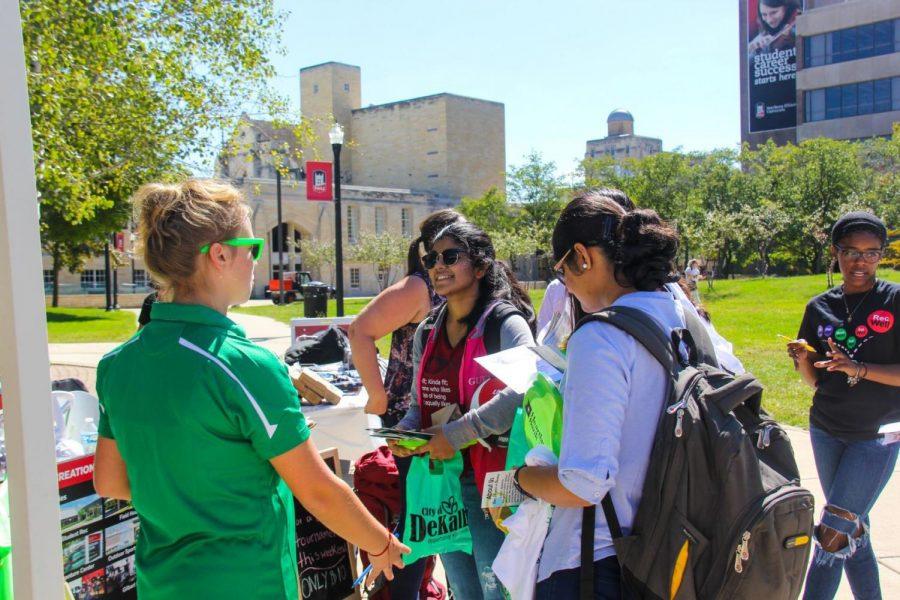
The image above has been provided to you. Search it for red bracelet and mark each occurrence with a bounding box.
[369,529,392,557]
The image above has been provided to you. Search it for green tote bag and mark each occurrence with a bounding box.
[402,453,472,563]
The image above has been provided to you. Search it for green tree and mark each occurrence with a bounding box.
[22,0,291,304]
[299,239,335,283]
[739,200,791,277]
[458,187,519,233]
[621,151,699,263]
[491,229,541,263]
[856,126,900,226]
[779,139,864,273]
[348,232,409,292]
[579,154,631,193]
[507,151,567,246]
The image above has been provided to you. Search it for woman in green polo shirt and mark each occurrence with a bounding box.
[93,179,408,599]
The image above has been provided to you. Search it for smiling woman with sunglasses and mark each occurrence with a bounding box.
[93,179,408,600]
[392,221,536,599]
[348,209,463,599]
[786,211,900,600]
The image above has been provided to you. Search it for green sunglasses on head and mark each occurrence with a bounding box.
[199,237,266,260]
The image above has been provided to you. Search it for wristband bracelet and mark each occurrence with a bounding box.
[369,529,392,557]
[513,465,536,500]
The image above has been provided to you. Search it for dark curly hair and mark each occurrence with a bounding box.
[552,191,679,291]
[431,221,536,332]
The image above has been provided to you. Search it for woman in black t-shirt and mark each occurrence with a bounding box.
[787,211,900,600]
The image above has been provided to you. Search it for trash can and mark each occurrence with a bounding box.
[302,283,329,318]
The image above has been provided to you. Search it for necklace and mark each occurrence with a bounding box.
[841,279,876,324]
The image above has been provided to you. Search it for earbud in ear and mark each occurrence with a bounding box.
[582,263,588,269]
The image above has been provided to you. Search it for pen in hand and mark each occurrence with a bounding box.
[353,524,400,589]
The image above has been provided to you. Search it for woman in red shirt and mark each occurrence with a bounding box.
[393,221,535,599]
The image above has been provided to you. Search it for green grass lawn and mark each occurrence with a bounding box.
[700,270,900,427]
[50,272,900,428]
[46,308,137,343]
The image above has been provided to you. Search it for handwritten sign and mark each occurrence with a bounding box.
[295,448,359,600]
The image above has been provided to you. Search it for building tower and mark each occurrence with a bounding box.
[585,110,662,163]
[299,62,361,181]
[607,109,635,136]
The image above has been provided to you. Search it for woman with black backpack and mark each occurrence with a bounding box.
[787,211,900,599]
[514,193,682,598]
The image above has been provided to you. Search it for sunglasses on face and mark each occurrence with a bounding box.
[199,237,266,260]
[835,245,883,264]
[423,248,468,269]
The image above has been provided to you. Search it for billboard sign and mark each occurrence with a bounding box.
[747,0,802,133]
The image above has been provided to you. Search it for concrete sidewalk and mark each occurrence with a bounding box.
[49,310,296,394]
[47,311,900,598]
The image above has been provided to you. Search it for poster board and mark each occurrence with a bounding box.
[295,447,360,600]
[58,454,138,599]
[746,0,801,132]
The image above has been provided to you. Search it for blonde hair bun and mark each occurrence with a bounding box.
[134,179,248,295]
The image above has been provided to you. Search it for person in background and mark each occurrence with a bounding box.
[348,208,463,598]
[684,259,703,305]
[787,211,900,600]
[748,0,801,56]
[393,221,536,600]
[94,179,408,600]
[536,278,568,333]
[516,194,683,597]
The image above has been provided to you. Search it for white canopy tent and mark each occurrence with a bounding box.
[0,0,68,597]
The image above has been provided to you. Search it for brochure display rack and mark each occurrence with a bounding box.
[58,455,137,599]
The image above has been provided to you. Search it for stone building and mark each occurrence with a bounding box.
[585,110,663,163]
[222,62,506,199]
[46,61,505,301]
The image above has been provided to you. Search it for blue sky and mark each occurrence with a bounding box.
[263,0,741,179]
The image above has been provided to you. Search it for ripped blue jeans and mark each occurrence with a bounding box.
[440,473,505,600]
[803,426,899,600]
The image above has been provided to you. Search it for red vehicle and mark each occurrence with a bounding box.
[267,271,312,305]
[266,271,335,305]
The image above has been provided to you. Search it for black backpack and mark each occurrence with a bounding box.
[576,306,814,600]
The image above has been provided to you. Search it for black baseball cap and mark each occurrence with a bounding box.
[831,211,887,246]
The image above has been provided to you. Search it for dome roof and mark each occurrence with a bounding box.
[607,109,634,123]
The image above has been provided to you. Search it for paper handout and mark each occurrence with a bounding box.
[475,345,562,395]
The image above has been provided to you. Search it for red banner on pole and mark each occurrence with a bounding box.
[114,232,125,252]
[305,161,333,201]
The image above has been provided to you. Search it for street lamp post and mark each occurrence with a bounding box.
[329,123,345,316]
[276,167,284,286]
[104,234,112,311]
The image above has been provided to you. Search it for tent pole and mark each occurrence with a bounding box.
[0,1,67,598]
